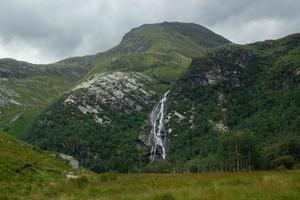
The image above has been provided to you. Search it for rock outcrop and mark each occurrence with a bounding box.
[56,153,80,170]
[64,72,156,123]
[0,87,21,107]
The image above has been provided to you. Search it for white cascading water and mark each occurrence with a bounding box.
[149,90,169,161]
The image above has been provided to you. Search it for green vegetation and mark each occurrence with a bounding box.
[167,34,300,172]
[3,23,299,174]
[0,131,71,199]
[22,97,151,173]
[25,33,300,173]
[1,129,300,200]
[88,22,229,87]
[22,33,300,173]
[0,22,300,199]
[2,170,300,200]
[0,75,77,137]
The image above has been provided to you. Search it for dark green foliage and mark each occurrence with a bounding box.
[22,97,150,173]
[266,136,300,169]
[143,160,173,173]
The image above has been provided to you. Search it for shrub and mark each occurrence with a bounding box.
[69,175,89,188]
[292,163,300,170]
[271,155,295,169]
[277,165,287,171]
[143,160,173,173]
[99,172,118,182]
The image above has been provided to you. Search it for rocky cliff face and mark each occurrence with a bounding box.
[64,72,156,124]
[180,45,256,89]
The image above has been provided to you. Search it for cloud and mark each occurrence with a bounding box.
[0,0,299,63]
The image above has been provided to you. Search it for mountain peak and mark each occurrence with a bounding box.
[119,22,230,54]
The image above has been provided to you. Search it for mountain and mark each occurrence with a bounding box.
[0,22,229,137]
[16,22,229,172]
[23,31,300,173]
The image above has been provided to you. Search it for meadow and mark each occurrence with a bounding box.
[2,171,300,200]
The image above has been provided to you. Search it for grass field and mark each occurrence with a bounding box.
[2,171,300,200]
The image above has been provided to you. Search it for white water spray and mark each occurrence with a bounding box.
[149,90,169,161]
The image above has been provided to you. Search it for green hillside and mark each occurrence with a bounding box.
[166,33,300,172]
[0,131,72,199]
[88,22,230,89]
[0,56,93,136]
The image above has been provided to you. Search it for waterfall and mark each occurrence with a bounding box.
[149,90,169,161]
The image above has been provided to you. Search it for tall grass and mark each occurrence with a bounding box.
[2,171,300,200]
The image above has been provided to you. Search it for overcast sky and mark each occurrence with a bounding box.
[0,0,299,64]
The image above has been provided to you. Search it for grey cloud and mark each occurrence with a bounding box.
[0,0,299,63]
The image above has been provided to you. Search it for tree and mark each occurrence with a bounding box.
[218,130,259,172]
